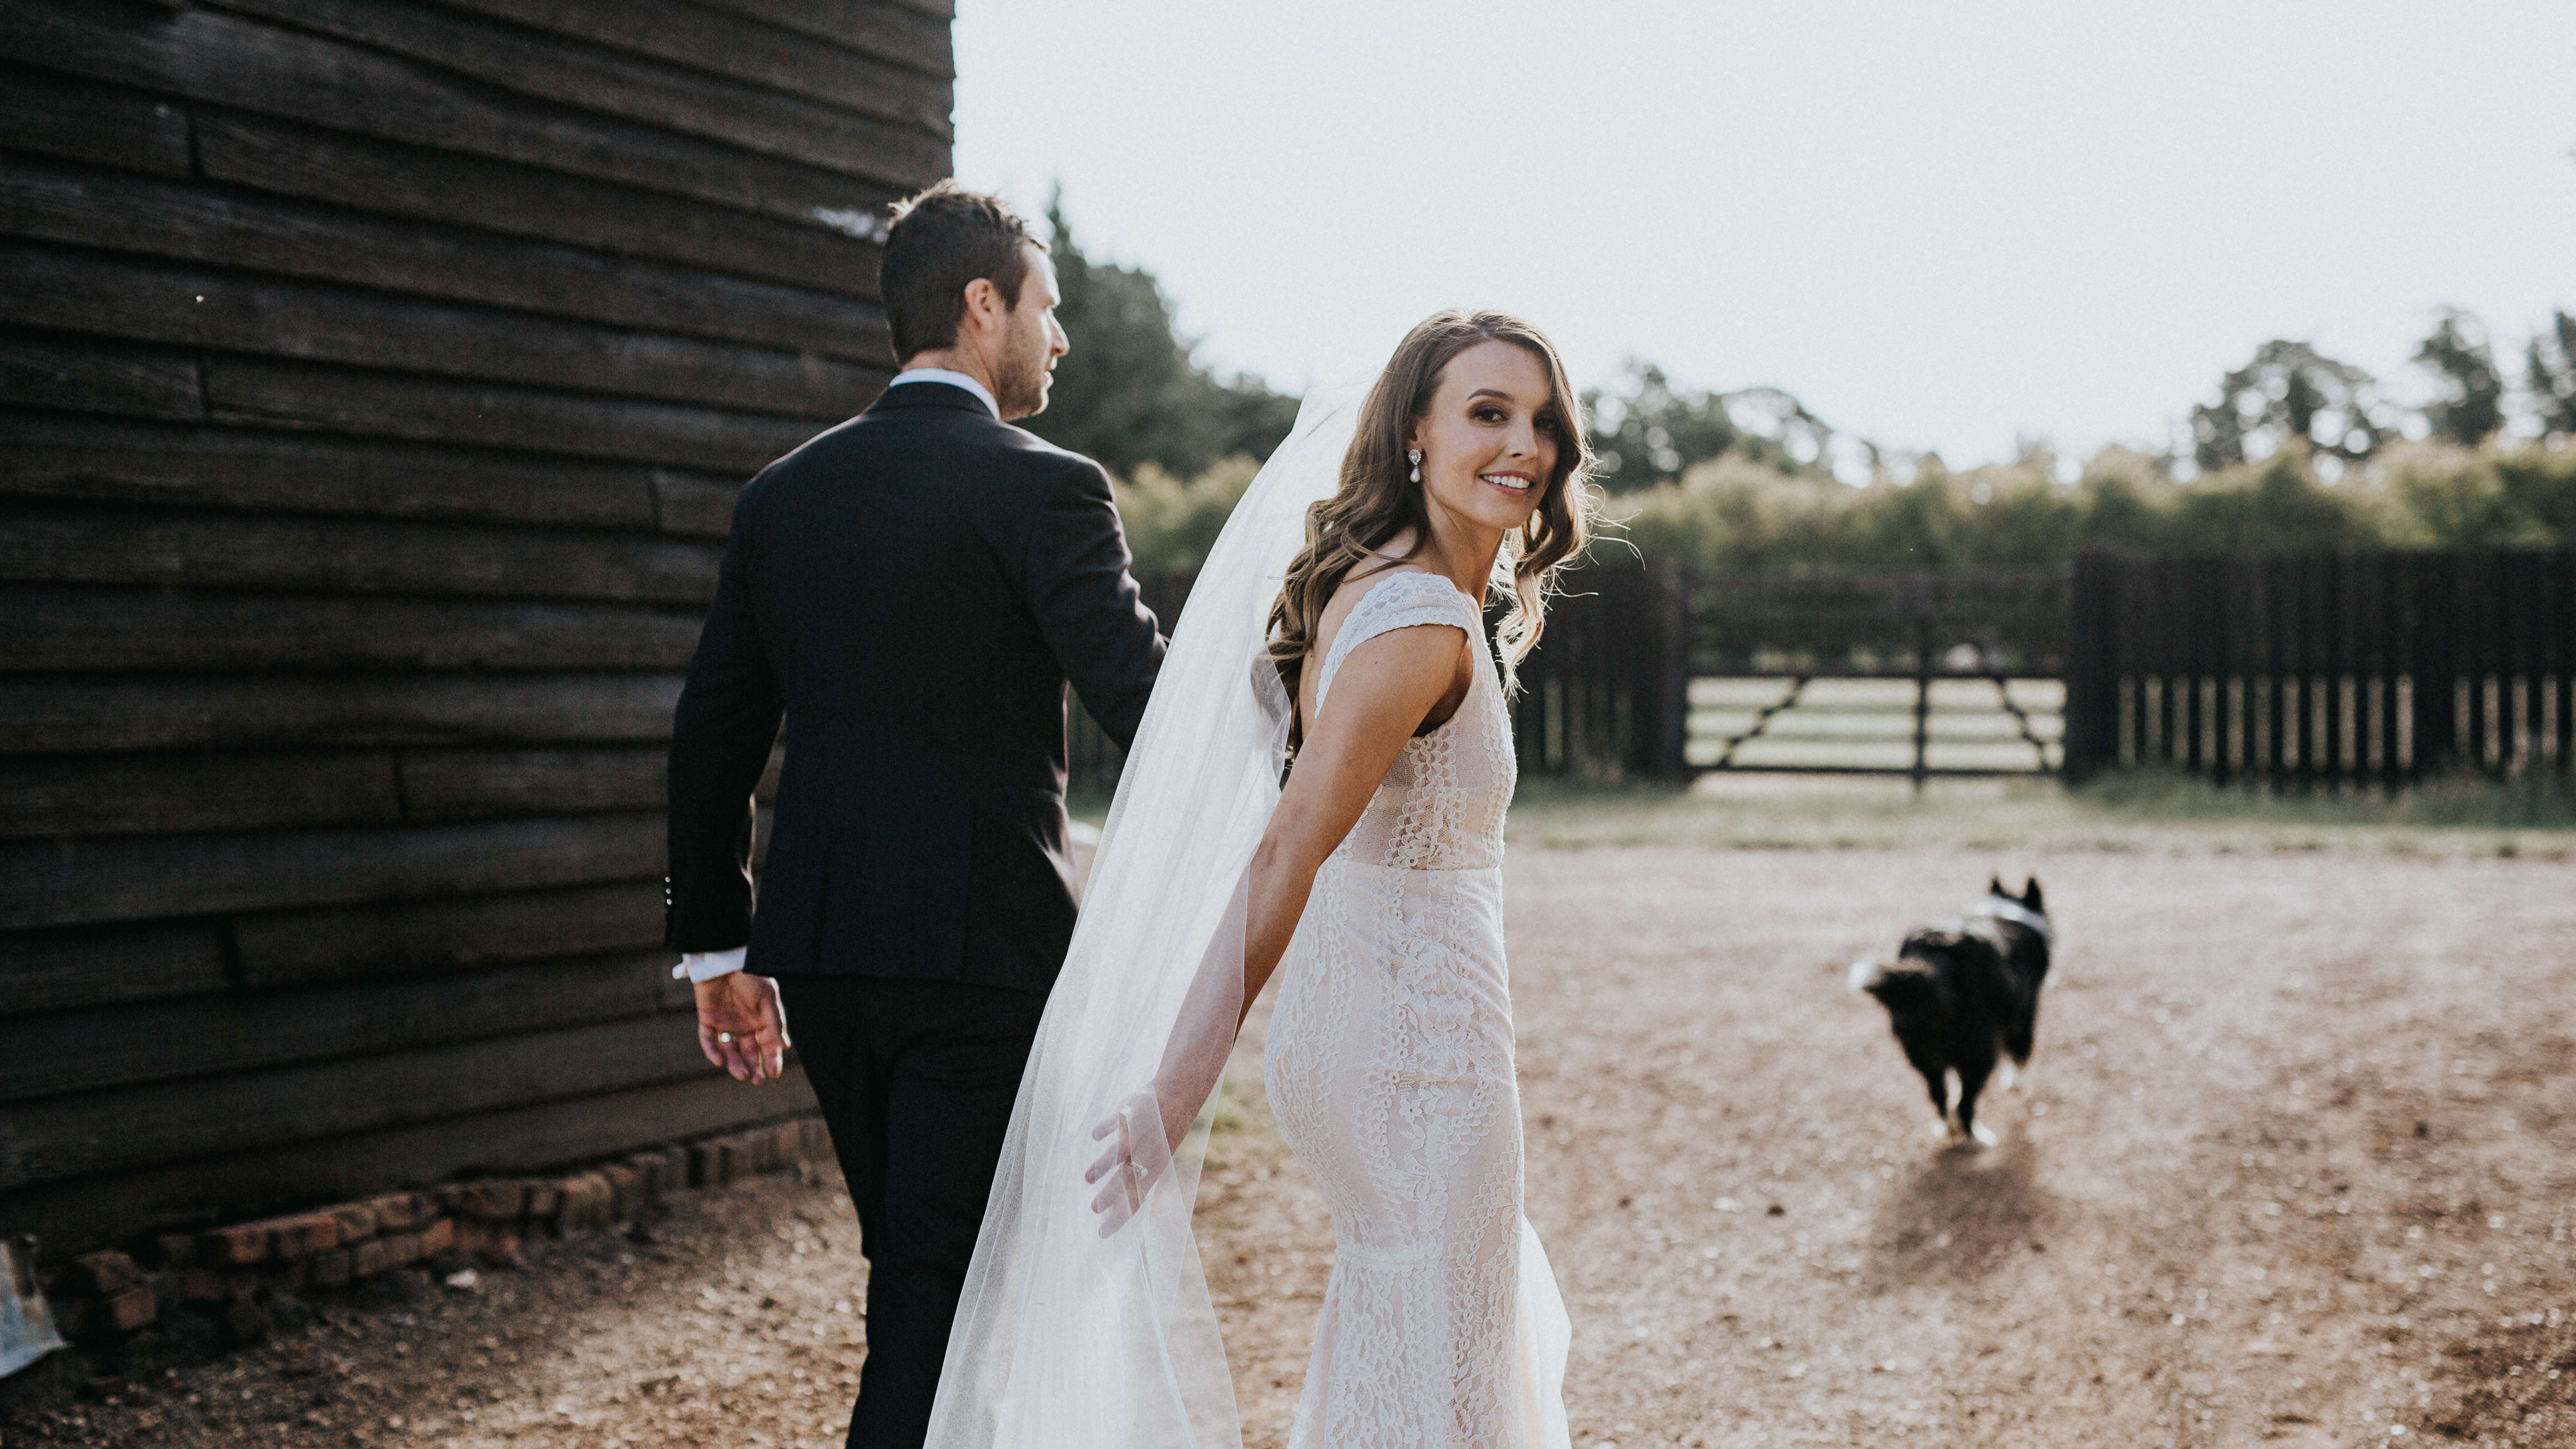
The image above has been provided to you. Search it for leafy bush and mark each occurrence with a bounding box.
[1113,456,1261,574]
[1604,442,2576,574]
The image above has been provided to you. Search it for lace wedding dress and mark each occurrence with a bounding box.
[1263,569,1572,1448]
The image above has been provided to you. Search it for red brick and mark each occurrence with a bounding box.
[366,1192,421,1232]
[327,1202,378,1243]
[268,1212,339,1260]
[68,1250,143,1296]
[433,1183,468,1215]
[200,1223,268,1267]
[378,1231,422,1267]
[598,1162,639,1220]
[306,1249,352,1291]
[459,1181,524,1220]
[521,1181,559,1218]
[350,1238,397,1279]
[103,1283,156,1332]
[418,1218,455,1255]
[475,1229,521,1267]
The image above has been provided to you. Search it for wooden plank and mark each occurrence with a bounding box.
[200,357,818,472]
[193,112,885,302]
[397,745,662,821]
[1,1012,715,1187]
[396,743,780,822]
[0,1,923,228]
[2,241,885,418]
[1,948,677,1102]
[233,880,664,987]
[0,504,722,604]
[689,0,952,77]
[203,0,950,181]
[0,155,894,361]
[3,1070,815,1258]
[0,414,679,530]
[430,0,951,131]
[0,673,681,753]
[0,335,202,420]
[0,812,664,931]
[0,64,192,177]
[0,920,232,1016]
[653,472,742,539]
[0,748,401,839]
[0,588,701,673]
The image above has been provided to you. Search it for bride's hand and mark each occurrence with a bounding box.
[1085,1087,1182,1237]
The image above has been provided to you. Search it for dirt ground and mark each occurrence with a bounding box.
[10,795,2574,1448]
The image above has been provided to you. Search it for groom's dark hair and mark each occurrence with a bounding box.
[881,180,1044,361]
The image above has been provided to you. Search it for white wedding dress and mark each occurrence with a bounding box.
[1264,570,1571,1448]
[924,387,1569,1449]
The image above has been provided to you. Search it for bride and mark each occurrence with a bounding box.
[927,310,1598,1448]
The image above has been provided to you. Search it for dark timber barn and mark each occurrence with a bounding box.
[0,0,949,1259]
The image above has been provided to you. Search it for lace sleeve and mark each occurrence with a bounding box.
[1314,572,1483,711]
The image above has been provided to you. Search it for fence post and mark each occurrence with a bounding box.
[2061,552,2116,783]
[1911,588,1933,795]
[1647,560,1693,781]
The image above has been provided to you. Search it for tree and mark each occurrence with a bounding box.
[2413,308,2504,447]
[1582,362,1741,492]
[1020,196,1298,477]
[2526,309,2576,442]
[2189,340,2390,472]
[1582,364,1848,492]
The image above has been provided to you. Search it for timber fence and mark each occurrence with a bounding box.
[2063,549,2576,787]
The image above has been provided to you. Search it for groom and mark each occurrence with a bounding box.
[664,181,1165,1447]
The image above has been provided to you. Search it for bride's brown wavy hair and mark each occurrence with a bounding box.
[1268,309,1597,719]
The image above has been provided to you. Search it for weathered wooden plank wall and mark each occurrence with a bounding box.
[0,0,950,1258]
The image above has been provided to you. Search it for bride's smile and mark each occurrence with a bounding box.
[1410,337,1565,550]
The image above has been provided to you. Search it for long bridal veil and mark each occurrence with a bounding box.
[924,387,1363,1449]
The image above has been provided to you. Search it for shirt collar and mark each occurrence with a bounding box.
[888,368,1000,421]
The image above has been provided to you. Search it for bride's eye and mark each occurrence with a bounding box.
[1471,405,1507,425]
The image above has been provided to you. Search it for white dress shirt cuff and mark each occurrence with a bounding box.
[674,948,748,983]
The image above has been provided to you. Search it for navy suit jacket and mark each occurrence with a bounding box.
[664,381,1165,993]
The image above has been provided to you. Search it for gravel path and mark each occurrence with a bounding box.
[12,842,2572,1448]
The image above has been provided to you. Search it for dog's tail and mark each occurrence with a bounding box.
[1849,956,1942,1014]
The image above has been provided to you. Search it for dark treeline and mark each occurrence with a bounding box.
[1020,198,1298,480]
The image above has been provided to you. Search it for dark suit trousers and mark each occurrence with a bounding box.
[777,975,1045,1449]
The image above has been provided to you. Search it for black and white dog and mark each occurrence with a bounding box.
[1849,877,2052,1147]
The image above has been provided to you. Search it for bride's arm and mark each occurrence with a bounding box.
[1236,621,1469,1019]
[1086,621,1466,1230]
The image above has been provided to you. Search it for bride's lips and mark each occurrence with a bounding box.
[1478,470,1535,496]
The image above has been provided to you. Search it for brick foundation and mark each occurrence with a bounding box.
[33,1114,833,1357]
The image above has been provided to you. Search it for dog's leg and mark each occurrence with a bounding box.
[1956,1058,1997,1147]
[1900,1041,1954,1139]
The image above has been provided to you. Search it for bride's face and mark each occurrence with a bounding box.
[1408,339,1563,538]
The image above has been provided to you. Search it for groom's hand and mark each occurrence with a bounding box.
[694,971,789,1084]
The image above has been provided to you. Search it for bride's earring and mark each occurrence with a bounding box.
[1407,448,1422,484]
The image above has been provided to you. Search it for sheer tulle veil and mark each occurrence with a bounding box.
[923,386,1364,1449]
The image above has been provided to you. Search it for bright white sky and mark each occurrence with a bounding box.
[953,2,2574,468]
